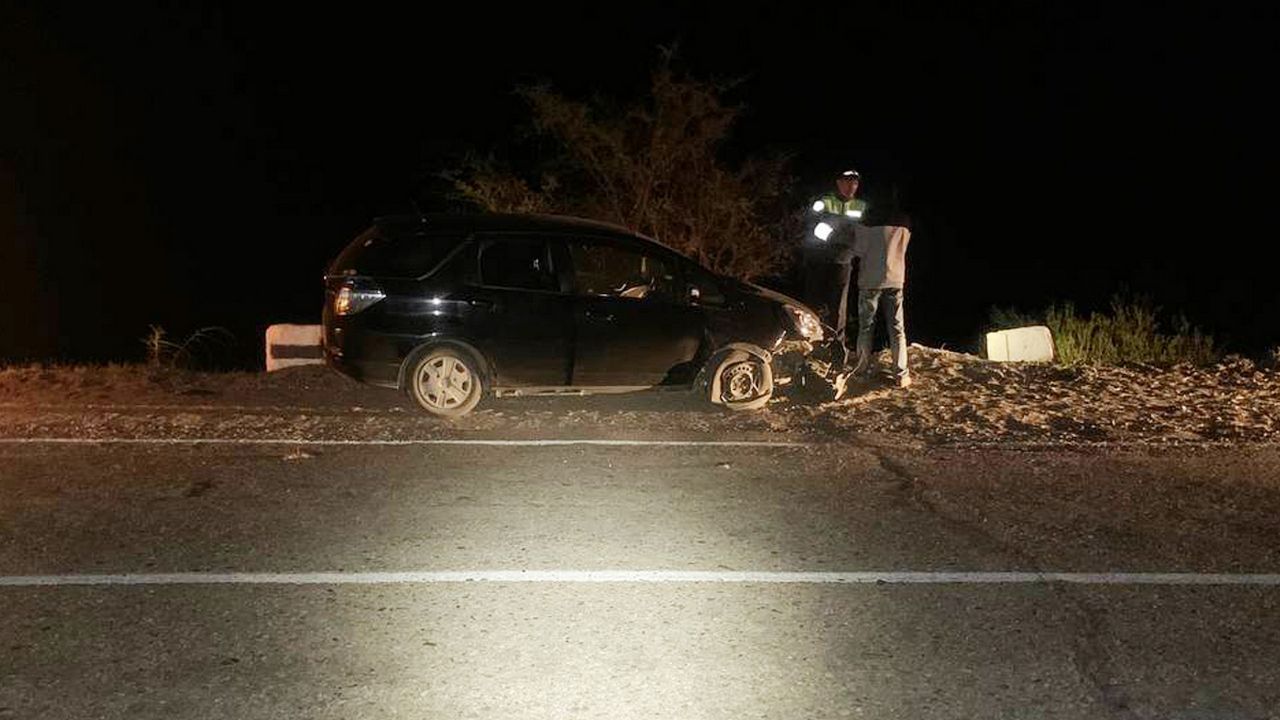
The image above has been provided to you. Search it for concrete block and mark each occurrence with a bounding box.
[983,325,1055,362]
[265,324,323,371]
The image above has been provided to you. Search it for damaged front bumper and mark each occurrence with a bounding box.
[772,338,847,399]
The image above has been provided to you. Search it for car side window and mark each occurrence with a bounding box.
[477,237,560,292]
[568,240,677,302]
[684,263,726,306]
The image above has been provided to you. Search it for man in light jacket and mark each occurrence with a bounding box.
[849,206,912,388]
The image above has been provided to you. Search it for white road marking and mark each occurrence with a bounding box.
[3,570,1280,588]
[0,437,809,448]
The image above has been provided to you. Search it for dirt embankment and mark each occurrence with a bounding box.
[1,347,1277,445]
[801,346,1280,445]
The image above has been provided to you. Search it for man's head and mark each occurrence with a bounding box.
[835,169,860,199]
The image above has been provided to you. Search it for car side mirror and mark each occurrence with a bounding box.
[688,284,726,305]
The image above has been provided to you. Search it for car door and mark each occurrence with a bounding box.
[567,237,704,387]
[451,233,574,387]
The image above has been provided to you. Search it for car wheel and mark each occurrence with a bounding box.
[408,347,483,417]
[709,353,773,412]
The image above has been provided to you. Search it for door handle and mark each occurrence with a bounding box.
[468,299,496,310]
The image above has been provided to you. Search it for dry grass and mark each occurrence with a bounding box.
[141,325,237,370]
[0,362,211,404]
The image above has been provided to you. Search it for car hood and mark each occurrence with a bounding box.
[734,280,817,316]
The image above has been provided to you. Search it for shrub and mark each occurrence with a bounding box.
[988,295,1219,366]
[1263,346,1280,371]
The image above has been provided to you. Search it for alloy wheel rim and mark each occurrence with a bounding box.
[721,361,762,403]
[418,356,473,409]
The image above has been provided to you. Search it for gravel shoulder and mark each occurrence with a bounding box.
[2,347,1276,446]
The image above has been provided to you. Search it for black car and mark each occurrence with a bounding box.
[322,213,824,416]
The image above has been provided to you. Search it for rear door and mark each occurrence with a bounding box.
[451,233,574,387]
[323,225,467,359]
[567,237,704,387]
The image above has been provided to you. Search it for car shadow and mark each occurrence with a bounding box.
[483,388,717,415]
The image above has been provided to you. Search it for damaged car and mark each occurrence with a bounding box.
[322,213,824,416]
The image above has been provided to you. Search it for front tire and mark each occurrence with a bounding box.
[708,352,773,412]
[408,347,483,417]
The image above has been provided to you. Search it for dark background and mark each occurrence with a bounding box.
[3,1,1276,365]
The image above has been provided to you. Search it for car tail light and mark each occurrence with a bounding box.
[333,281,385,316]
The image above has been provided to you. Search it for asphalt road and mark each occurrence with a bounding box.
[2,437,1279,719]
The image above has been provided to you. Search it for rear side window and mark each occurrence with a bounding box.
[477,237,560,292]
[329,227,464,278]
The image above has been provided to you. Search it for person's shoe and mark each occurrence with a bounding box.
[895,375,912,389]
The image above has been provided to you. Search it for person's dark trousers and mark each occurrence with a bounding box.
[827,261,853,351]
[798,244,829,310]
[802,256,853,364]
[801,248,832,320]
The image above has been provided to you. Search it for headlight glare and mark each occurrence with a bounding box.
[784,304,824,342]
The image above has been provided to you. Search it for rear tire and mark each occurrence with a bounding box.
[708,352,773,412]
[408,347,483,417]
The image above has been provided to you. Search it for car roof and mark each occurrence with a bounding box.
[373,212,642,240]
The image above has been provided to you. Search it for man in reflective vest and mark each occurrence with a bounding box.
[803,169,868,359]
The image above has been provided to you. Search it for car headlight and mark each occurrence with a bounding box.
[813,222,834,241]
[784,304,824,342]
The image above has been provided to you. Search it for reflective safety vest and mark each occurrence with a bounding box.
[811,193,868,220]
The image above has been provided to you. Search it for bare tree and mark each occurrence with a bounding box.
[449,156,555,215]
[448,55,793,280]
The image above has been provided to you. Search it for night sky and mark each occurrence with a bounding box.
[4,2,1276,365]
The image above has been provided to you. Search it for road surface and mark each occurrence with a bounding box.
[2,431,1279,719]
